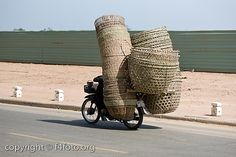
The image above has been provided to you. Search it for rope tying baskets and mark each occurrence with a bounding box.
[95,15,136,120]
[144,71,182,114]
[131,27,173,51]
[128,47,179,94]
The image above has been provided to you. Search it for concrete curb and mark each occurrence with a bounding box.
[0,98,235,127]
[146,114,236,127]
[0,98,81,111]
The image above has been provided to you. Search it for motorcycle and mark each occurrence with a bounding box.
[81,75,144,130]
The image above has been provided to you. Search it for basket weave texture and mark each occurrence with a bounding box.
[95,15,182,116]
[144,71,182,114]
[95,15,136,120]
[95,15,125,31]
[128,47,179,94]
[131,27,173,51]
[130,27,181,114]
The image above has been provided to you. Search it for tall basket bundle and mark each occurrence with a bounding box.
[144,70,182,114]
[128,47,179,95]
[95,15,125,33]
[131,27,173,51]
[95,15,136,120]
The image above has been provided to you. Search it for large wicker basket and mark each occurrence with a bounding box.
[128,47,179,94]
[95,15,125,33]
[131,27,173,51]
[95,15,136,120]
[144,71,182,114]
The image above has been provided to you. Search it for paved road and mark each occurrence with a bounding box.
[0,103,235,157]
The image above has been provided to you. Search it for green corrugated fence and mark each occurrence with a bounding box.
[0,31,101,65]
[0,30,236,72]
[169,31,236,72]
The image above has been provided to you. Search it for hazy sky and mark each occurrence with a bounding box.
[0,0,236,31]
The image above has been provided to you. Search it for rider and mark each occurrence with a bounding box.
[93,75,105,109]
[93,75,113,120]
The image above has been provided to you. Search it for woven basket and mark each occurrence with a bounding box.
[128,47,179,94]
[103,79,129,95]
[97,26,129,40]
[97,25,131,58]
[99,41,132,57]
[144,71,182,114]
[106,105,135,120]
[129,47,179,65]
[104,85,136,120]
[102,56,128,78]
[131,27,173,51]
[95,15,125,33]
[95,15,125,27]
[95,15,136,119]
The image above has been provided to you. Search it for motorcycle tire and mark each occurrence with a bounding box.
[81,98,101,124]
[123,107,143,130]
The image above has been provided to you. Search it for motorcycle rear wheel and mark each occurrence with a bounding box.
[123,107,143,130]
[81,98,101,124]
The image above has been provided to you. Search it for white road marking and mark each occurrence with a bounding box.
[9,132,128,154]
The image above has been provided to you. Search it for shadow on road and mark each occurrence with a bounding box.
[38,119,161,131]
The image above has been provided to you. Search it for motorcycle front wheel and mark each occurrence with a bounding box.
[123,107,143,130]
[81,98,101,124]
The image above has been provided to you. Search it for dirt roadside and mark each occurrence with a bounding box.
[0,62,235,124]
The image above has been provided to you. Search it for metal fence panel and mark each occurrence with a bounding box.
[0,30,235,72]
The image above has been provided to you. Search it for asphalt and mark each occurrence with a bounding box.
[0,98,235,127]
[0,103,236,157]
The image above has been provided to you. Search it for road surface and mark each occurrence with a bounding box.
[0,103,235,157]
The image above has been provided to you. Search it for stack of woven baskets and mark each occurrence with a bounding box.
[131,27,173,51]
[129,27,182,114]
[95,15,136,120]
[95,15,182,118]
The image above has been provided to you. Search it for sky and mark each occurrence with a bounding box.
[0,0,236,31]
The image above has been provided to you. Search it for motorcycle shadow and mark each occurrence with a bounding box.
[38,119,162,131]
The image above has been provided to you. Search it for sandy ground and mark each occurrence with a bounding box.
[0,62,102,105]
[0,62,236,122]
